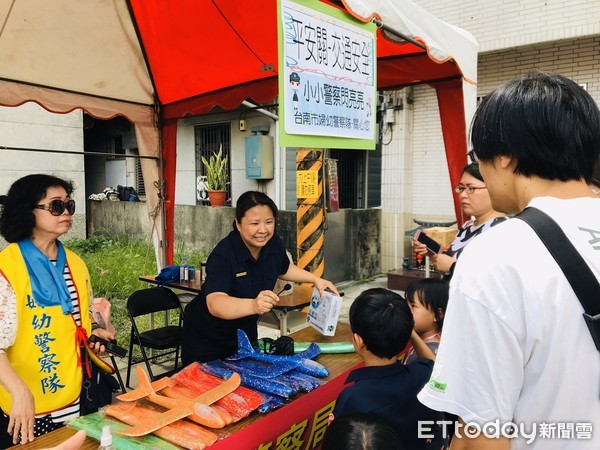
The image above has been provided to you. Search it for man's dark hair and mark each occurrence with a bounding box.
[322,413,404,450]
[349,288,413,359]
[592,158,600,188]
[0,174,74,242]
[471,71,600,183]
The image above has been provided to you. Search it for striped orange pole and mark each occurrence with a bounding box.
[296,148,324,276]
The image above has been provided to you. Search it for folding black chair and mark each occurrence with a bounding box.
[108,353,127,394]
[125,287,184,388]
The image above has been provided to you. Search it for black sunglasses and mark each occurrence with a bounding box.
[35,199,76,216]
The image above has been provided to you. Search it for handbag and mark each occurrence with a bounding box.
[155,265,180,286]
[516,207,600,351]
[261,336,295,356]
[80,345,120,415]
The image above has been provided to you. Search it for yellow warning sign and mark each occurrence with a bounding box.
[297,170,319,199]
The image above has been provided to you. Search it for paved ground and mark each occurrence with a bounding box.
[118,274,398,389]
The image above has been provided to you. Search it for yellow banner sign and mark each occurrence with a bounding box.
[297,170,319,199]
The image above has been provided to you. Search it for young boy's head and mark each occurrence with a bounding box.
[349,288,413,359]
[405,278,449,333]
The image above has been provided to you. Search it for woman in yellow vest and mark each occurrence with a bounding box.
[0,174,115,447]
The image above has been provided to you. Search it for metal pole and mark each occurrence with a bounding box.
[241,100,279,121]
[296,148,325,277]
[371,18,427,51]
[0,145,158,160]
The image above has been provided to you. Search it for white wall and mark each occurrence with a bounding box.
[478,35,600,98]
[175,117,197,205]
[380,88,415,271]
[105,159,126,189]
[104,152,137,192]
[411,85,454,218]
[380,83,457,271]
[380,2,600,272]
[0,103,86,240]
[414,0,600,53]
[176,112,279,207]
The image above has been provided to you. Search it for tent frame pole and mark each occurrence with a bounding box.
[0,145,158,160]
[371,19,426,50]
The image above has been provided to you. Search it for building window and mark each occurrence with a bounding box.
[285,147,381,210]
[194,123,231,203]
[106,135,125,160]
[329,149,367,209]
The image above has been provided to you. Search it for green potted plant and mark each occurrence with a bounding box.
[201,145,229,206]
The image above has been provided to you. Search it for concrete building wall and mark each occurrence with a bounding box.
[414,0,600,53]
[0,103,86,243]
[176,111,281,207]
[478,35,600,98]
[411,86,454,219]
[88,200,381,283]
[379,1,600,273]
[381,89,414,271]
[380,82,457,271]
[3,2,598,281]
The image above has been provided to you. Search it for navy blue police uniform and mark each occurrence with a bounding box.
[181,228,290,363]
[332,360,448,449]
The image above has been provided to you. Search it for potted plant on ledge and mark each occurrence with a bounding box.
[201,146,229,207]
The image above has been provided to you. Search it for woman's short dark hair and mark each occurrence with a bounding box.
[322,413,404,450]
[0,174,74,242]
[463,162,483,182]
[471,71,600,183]
[405,278,449,332]
[234,191,278,228]
[349,288,413,359]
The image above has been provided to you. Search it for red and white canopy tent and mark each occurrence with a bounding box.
[0,0,477,266]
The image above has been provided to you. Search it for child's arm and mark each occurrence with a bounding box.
[410,330,436,361]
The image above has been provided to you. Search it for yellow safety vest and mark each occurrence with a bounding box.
[0,243,91,415]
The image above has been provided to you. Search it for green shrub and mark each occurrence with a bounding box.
[64,236,206,360]
[65,237,155,354]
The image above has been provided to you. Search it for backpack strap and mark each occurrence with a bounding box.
[516,207,600,351]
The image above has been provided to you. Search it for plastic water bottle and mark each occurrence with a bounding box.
[180,256,188,282]
[200,260,207,282]
[98,425,114,450]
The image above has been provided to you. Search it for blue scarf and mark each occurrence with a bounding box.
[18,239,73,314]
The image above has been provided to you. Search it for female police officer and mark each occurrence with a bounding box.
[182,191,338,363]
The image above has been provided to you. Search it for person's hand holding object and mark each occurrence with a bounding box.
[254,290,279,314]
[89,328,117,354]
[413,239,429,256]
[313,278,339,298]
[431,253,456,274]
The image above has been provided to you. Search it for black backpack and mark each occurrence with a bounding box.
[117,185,140,202]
